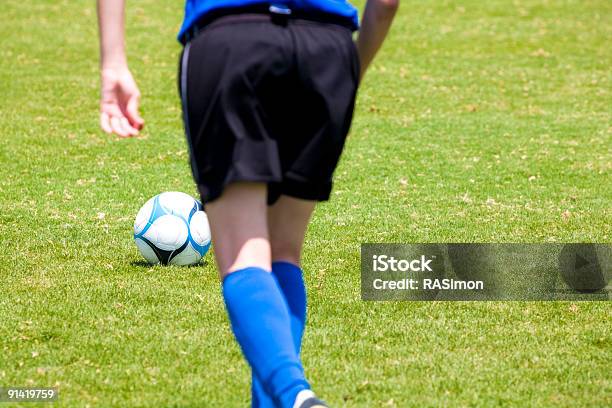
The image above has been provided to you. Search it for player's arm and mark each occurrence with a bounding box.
[355,0,399,80]
[97,0,144,137]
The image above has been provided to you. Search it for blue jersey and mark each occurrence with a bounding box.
[178,0,359,43]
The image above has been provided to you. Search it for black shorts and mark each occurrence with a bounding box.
[178,12,360,204]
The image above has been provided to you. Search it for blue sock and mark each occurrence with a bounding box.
[223,267,309,408]
[272,262,307,351]
[252,262,307,407]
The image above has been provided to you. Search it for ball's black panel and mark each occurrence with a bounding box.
[168,240,190,263]
[140,236,174,265]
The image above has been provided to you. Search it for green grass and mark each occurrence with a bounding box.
[0,0,610,406]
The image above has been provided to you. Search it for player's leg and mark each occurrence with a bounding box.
[250,21,360,408]
[269,195,316,268]
[205,182,310,408]
[269,195,316,352]
[205,182,271,276]
[252,195,316,407]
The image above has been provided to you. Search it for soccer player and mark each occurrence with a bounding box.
[97,0,398,406]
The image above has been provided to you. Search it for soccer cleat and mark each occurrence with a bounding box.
[292,390,329,408]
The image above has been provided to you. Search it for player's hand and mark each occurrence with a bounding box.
[99,67,144,137]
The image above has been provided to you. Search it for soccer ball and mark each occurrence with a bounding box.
[133,192,211,265]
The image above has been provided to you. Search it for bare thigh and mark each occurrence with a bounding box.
[204,182,271,279]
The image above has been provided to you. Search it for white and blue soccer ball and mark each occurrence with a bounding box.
[133,192,211,266]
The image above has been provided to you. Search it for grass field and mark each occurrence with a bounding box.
[1,0,610,406]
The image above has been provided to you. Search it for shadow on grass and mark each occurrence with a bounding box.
[129,259,210,269]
